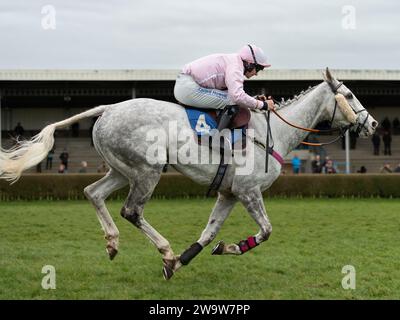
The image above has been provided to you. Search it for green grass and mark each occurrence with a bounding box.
[0,198,400,299]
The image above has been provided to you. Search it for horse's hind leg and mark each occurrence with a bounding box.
[120,169,177,280]
[84,169,128,260]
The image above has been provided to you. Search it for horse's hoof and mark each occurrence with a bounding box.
[162,258,178,280]
[211,240,224,255]
[162,265,174,280]
[106,245,118,260]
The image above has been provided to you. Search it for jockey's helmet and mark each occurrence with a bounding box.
[238,44,271,72]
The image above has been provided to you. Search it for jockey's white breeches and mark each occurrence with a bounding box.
[174,73,234,109]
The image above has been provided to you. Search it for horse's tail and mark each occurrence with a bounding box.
[0,104,108,184]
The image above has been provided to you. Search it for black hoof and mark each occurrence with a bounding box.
[162,265,174,280]
[106,246,118,260]
[211,240,224,255]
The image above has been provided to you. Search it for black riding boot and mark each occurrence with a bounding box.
[206,105,240,197]
[213,105,240,159]
[217,105,240,131]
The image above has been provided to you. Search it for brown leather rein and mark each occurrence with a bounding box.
[270,108,348,146]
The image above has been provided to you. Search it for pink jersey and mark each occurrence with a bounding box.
[182,53,262,109]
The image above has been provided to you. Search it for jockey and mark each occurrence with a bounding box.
[174,44,275,130]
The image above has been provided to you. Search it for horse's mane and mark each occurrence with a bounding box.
[274,84,320,109]
[250,83,321,114]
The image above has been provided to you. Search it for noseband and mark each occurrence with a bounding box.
[328,81,369,136]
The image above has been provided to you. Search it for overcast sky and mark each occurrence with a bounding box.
[0,0,399,69]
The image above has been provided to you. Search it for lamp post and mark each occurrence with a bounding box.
[345,130,350,174]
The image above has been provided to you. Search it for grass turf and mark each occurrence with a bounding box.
[0,198,399,299]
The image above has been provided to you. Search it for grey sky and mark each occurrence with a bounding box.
[0,0,399,69]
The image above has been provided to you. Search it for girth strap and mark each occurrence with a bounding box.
[206,146,229,197]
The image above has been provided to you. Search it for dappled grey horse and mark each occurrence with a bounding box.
[0,69,377,280]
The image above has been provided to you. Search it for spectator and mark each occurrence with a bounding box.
[382,130,392,156]
[46,147,55,170]
[357,166,367,173]
[323,159,337,174]
[322,155,330,168]
[394,163,400,173]
[380,163,392,173]
[393,117,400,135]
[79,161,88,173]
[381,117,391,132]
[14,122,25,138]
[59,148,69,171]
[291,154,301,174]
[97,161,108,173]
[371,132,380,155]
[311,154,322,173]
[58,163,66,174]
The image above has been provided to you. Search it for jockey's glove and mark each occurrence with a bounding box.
[262,100,276,111]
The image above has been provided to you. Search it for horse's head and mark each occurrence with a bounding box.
[323,67,378,137]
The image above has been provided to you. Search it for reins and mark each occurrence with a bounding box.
[261,80,370,172]
[262,106,349,172]
[270,108,351,146]
[266,81,361,147]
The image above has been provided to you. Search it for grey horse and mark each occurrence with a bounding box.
[0,68,377,280]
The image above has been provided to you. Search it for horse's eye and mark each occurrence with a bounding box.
[346,92,353,99]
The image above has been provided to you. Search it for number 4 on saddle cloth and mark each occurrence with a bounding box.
[184,105,251,196]
[185,106,251,150]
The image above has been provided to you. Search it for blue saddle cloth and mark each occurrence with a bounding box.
[185,108,244,145]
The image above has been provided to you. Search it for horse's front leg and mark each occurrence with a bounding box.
[212,188,272,255]
[169,192,237,276]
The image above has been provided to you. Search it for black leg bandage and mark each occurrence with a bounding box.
[179,242,203,265]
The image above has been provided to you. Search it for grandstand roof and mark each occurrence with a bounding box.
[0,69,399,81]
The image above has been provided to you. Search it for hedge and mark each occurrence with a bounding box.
[0,173,399,200]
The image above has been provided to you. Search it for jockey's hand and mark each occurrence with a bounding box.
[255,95,267,101]
[262,98,275,111]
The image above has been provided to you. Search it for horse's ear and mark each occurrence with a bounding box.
[324,67,334,83]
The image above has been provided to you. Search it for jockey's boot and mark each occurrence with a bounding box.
[215,105,240,160]
[217,105,240,131]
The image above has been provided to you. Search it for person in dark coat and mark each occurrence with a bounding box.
[311,154,322,173]
[382,130,392,156]
[59,148,69,171]
[371,133,380,155]
[357,166,367,173]
[381,117,391,132]
[14,122,25,137]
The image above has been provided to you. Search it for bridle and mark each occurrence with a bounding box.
[326,81,370,138]
[269,81,370,146]
[260,80,370,172]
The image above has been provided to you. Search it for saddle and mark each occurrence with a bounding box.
[181,104,283,195]
[182,105,251,197]
[184,106,251,150]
